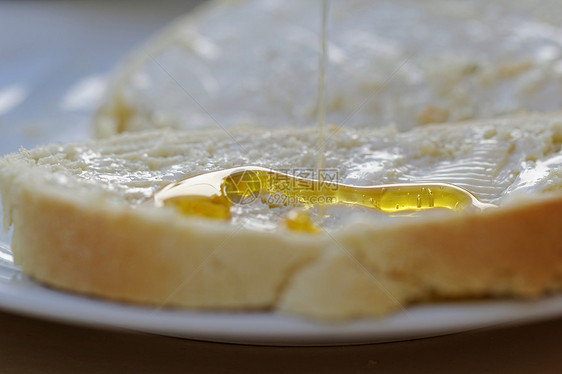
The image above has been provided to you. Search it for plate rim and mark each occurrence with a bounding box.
[2,259,562,346]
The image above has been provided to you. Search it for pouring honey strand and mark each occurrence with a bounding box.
[316,0,329,179]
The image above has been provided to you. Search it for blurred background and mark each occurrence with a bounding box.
[0,0,205,152]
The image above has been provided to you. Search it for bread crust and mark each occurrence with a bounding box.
[6,179,562,320]
[10,185,324,310]
[280,196,562,319]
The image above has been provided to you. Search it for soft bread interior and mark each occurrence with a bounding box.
[2,116,562,319]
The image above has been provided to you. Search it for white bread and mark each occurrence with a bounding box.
[2,115,562,320]
[95,0,562,138]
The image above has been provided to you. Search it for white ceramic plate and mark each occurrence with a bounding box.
[2,237,562,346]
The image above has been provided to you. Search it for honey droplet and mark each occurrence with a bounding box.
[166,195,231,220]
[284,209,319,233]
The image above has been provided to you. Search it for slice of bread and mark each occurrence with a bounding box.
[95,0,562,138]
[2,115,562,320]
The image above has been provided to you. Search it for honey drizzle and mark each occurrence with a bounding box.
[153,167,496,231]
[316,0,329,175]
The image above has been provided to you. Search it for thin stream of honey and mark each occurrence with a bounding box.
[316,0,329,176]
